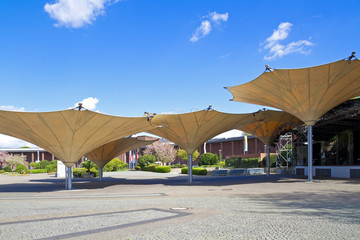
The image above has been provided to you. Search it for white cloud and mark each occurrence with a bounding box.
[263,22,313,60]
[44,0,120,28]
[0,105,25,111]
[72,97,99,111]
[213,129,244,139]
[209,12,228,23]
[190,11,228,42]
[190,20,212,42]
[0,135,38,148]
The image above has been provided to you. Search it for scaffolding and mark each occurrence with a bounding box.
[276,132,293,173]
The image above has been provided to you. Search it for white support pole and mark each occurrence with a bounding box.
[65,167,68,190]
[188,154,193,183]
[266,145,270,177]
[65,166,72,190]
[308,125,313,182]
[99,168,103,181]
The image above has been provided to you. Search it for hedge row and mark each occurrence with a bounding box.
[181,167,207,175]
[154,166,171,173]
[240,157,260,168]
[29,169,47,174]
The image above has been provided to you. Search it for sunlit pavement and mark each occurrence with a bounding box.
[0,171,359,239]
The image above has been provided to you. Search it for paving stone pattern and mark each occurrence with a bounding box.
[0,172,359,239]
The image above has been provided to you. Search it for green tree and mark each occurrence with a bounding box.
[137,154,156,169]
[177,149,200,162]
[198,153,219,166]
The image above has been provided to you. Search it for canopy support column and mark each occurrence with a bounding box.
[99,168,103,181]
[265,145,270,177]
[187,154,193,183]
[65,166,72,190]
[308,125,313,182]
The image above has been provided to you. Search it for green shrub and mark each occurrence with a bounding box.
[0,170,5,174]
[240,157,260,168]
[15,164,28,174]
[29,162,40,169]
[3,165,12,172]
[155,166,171,173]
[81,160,97,173]
[198,153,219,166]
[135,166,141,170]
[193,168,207,175]
[261,155,277,167]
[90,167,99,177]
[39,160,51,169]
[104,158,127,172]
[73,168,87,178]
[45,161,57,173]
[143,164,158,172]
[171,164,183,168]
[29,169,47,174]
[181,167,207,175]
[137,154,156,169]
[220,160,225,168]
[225,157,240,168]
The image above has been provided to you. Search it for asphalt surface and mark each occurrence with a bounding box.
[0,171,359,239]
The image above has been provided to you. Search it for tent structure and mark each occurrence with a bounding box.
[226,58,360,181]
[85,136,158,180]
[147,108,256,183]
[238,110,303,176]
[0,109,156,189]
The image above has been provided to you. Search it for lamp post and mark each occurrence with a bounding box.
[219,149,222,169]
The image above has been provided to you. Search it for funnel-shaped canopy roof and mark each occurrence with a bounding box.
[227,59,360,125]
[0,109,155,166]
[239,110,303,146]
[147,110,255,154]
[85,136,158,168]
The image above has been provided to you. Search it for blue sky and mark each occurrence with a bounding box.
[0,0,359,147]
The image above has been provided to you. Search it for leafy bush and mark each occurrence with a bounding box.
[29,169,47,174]
[15,164,28,174]
[39,160,51,169]
[90,167,99,177]
[3,165,12,172]
[225,157,241,168]
[240,157,260,168]
[154,166,171,173]
[143,164,158,172]
[261,155,277,167]
[104,158,127,172]
[29,162,40,169]
[81,160,97,173]
[193,168,207,175]
[181,167,207,175]
[135,166,141,170]
[73,168,87,178]
[198,153,218,166]
[171,163,184,168]
[137,154,156,169]
[0,170,4,174]
[45,161,57,173]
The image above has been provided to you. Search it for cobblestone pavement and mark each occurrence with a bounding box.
[0,172,359,239]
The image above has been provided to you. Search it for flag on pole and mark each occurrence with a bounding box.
[129,150,132,162]
[244,135,248,153]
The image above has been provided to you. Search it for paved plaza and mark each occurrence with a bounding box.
[0,171,359,239]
